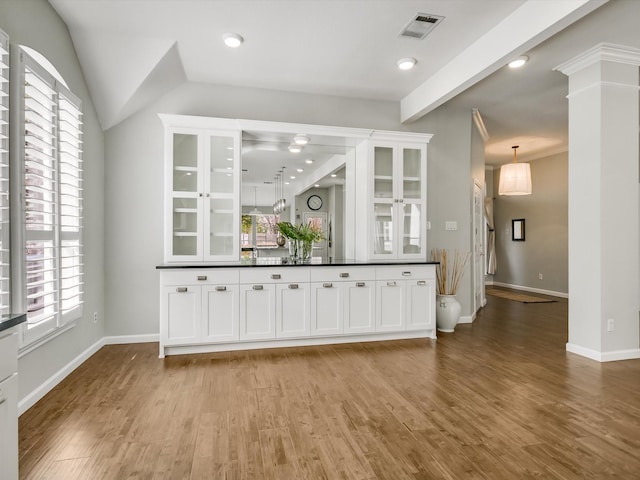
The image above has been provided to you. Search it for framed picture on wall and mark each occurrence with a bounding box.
[512,219,525,241]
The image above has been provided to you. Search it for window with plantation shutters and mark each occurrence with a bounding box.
[0,30,9,316]
[14,46,83,345]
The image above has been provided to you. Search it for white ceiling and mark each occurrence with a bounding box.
[48,0,640,174]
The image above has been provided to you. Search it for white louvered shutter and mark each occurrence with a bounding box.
[0,30,9,315]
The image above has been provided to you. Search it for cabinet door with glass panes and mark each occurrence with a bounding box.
[370,142,426,260]
[165,128,240,262]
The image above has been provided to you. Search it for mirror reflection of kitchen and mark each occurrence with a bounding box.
[240,129,353,261]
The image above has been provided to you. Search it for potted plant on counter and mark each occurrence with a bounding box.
[277,221,324,263]
[431,248,471,332]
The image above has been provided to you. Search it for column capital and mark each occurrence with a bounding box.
[554,42,640,76]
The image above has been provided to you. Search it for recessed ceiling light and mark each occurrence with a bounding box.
[288,144,302,153]
[314,184,320,188]
[331,174,337,178]
[508,55,528,69]
[285,181,290,185]
[290,176,296,179]
[296,168,303,172]
[305,159,313,164]
[223,32,244,48]
[397,57,417,70]
[293,135,309,145]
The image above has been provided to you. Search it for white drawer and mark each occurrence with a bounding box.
[310,266,375,283]
[161,269,239,286]
[0,331,18,382]
[240,267,310,285]
[375,265,435,280]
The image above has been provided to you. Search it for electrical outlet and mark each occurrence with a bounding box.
[607,318,614,332]
[538,273,543,280]
[427,221,431,230]
[445,221,457,231]
[93,312,98,323]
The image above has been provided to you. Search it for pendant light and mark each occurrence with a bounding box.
[499,145,532,196]
[249,186,262,216]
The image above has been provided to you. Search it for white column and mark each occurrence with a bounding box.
[555,43,640,362]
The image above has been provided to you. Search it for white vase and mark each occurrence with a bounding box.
[436,294,461,333]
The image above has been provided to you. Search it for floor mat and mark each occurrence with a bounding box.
[486,287,557,303]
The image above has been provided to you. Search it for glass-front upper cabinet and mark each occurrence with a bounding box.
[370,142,426,260]
[162,116,240,263]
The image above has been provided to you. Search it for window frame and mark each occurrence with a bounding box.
[11,45,84,347]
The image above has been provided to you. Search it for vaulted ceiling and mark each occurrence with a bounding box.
[48,0,640,166]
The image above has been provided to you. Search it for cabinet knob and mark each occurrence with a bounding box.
[197,275,207,281]
[176,287,188,293]
[339,272,349,278]
[199,193,203,197]
[253,285,264,290]
[356,282,365,287]
[387,281,397,287]
[206,193,210,197]
[402,271,411,276]
[323,283,333,288]
[417,281,426,286]
[215,286,227,292]
[271,274,281,280]
[289,284,299,289]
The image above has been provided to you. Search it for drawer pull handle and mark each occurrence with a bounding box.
[356,282,365,287]
[417,281,426,286]
[253,285,264,290]
[339,272,349,278]
[197,275,207,281]
[176,287,188,293]
[289,284,299,289]
[387,281,397,287]
[323,283,333,288]
[402,271,411,276]
[271,274,281,280]
[215,286,227,292]
[0,392,5,405]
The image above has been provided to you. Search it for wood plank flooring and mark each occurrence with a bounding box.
[19,293,640,479]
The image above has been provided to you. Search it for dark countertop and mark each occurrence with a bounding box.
[157,258,439,269]
[0,313,27,333]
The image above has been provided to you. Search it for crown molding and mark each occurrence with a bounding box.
[554,42,640,76]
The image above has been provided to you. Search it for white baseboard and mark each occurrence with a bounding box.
[458,314,475,324]
[18,337,106,415]
[19,333,159,416]
[103,333,159,345]
[490,281,568,299]
[566,343,640,362]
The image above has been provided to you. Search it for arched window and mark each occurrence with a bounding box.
[13,45,83,346]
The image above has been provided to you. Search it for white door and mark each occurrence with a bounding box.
[344,281,375,333]
[311,282,343,335]
[161,286,201,345]
[240,284,276,340]
[375,280,405,331]
[276,283,311,338]
[202,284,239,342]
[406,279,435,330]
[473,182,485,313]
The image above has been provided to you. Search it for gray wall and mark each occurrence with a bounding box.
[104,81,442,336]
[492,152,568,294]
[0,0,105,401]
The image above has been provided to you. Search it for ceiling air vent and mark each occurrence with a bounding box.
[399,13,444,40]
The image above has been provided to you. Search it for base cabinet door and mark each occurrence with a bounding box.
[311,282,343,335]
[202,284,239,342]
[344,281,375,334]
[240,284,276,340]
[161,286,201,345]
[0,373,18,480]
[406,279,436,330]
[376,280,406,331]
[276,283,311,338]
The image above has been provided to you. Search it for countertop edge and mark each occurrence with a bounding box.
[0,313,27,333]
[157,260,439,269]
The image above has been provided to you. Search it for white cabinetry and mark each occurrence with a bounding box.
[159,263,436,357]
[375,266,435,332]
[161,115,240,263]
[368,134,428,261]
[0,328,19,480]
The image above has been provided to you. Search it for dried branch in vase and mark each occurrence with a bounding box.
[431,248,471,295]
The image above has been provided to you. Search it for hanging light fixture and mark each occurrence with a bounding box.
[499,145,532,195]
[249,186,262,215]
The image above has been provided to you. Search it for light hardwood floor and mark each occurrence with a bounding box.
[19,292,640,479]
